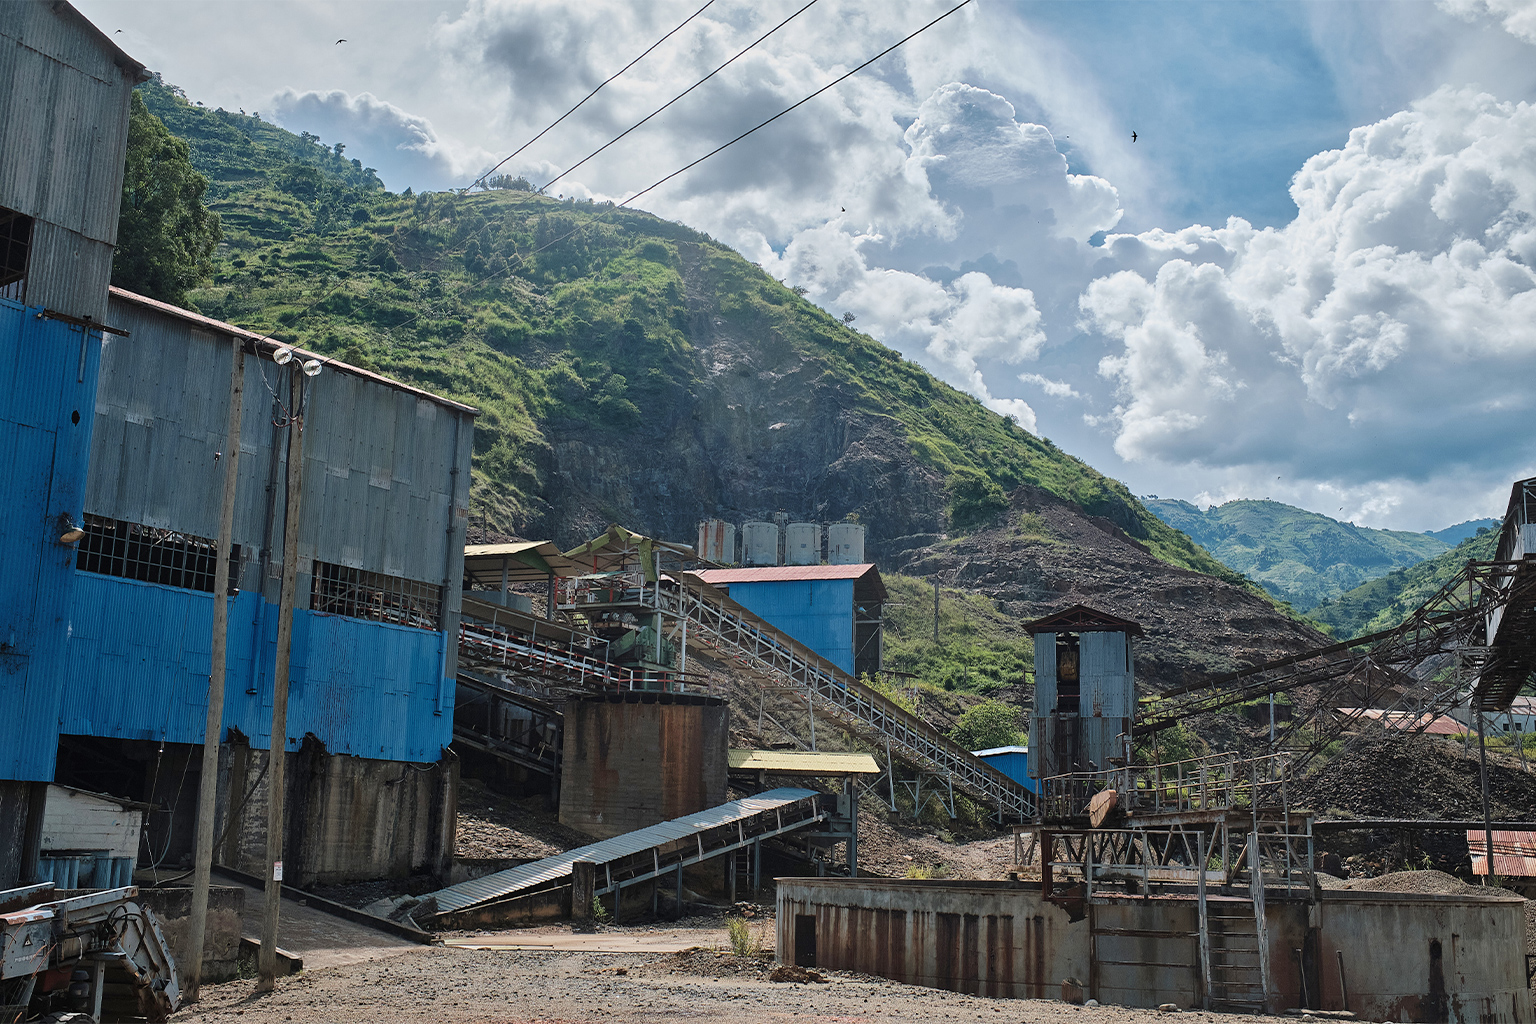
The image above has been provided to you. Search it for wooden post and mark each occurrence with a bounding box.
[186,337,244,999]
[1477,707,1497,885]
[1197,831,1211,1010]
[257,368,306,992]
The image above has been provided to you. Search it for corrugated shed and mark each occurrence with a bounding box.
[724,578,856,674]
[972,748,1035,792]
[0,300,103,780]
[60,573,452,761]
[0,3,143,320]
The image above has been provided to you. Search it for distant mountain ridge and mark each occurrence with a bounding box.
[1143,498,1449,611]
[1309,528,1499,639]
[1424,518,1500,545]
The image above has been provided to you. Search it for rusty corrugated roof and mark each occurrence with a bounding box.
[1467,830,1536,877]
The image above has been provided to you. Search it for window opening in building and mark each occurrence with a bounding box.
[1054,633,1080,714]
[0,206,34,303]
[76,514,238,593]
[311,561,442,631]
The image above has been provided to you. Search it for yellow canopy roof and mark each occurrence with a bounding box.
[727,749,883,775]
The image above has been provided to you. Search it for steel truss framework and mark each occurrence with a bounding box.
[1136,558,1536,776]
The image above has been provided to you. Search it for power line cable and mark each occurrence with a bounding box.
[464,0,719,194]
[377,0,975,338]
[623,0,974,208]
[538,0,822,195]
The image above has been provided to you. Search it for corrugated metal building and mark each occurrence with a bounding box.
[1024,605,1141,780]
[56,288,474,764]
[691,564,885,677]
[0,1,146,886]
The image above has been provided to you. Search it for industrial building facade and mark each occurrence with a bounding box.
[2,2,474,886]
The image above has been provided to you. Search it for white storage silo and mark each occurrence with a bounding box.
[742,521,780,566]
[827,522,866,564]
[696,520,737,564]
[785,523,821,566]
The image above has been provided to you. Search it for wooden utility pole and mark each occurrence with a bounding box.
[185,337,244,999]
[257,368,306,991]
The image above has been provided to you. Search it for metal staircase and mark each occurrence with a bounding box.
[646,573,1035,821]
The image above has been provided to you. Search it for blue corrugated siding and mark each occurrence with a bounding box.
[977,751,1036,792]
[0,300,102,780]
[726,579,855,674]
[60,573,452,762]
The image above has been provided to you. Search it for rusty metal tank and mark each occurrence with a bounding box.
[558,692,729,839]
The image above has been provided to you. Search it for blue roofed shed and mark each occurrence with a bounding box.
[692,564,885,677]
[971,745,1035,793]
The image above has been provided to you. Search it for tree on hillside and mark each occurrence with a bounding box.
[949,699,1021,750]
[113,91,220,305]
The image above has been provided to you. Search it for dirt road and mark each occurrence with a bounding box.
[182,925,1307,1024]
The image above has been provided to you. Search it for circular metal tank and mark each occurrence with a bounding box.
[785,523,821,565]
[741,521,780,566]
[827,522,866,564]
[696,519,737,564]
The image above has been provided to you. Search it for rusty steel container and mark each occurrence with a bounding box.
[558,692,729,839]
[697,519,736,564]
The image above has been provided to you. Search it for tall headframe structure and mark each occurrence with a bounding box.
[1024,605,1143,782]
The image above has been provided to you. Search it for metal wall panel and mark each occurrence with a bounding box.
[1081,631,1133,719]
[0,300,103,780]
[725,579,855,674]
[60,573,452,762]
[0,4,139,319]
[91,296,472,587]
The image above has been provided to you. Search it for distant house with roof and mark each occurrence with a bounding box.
[691,564,885,677]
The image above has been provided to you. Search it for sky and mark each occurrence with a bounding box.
[78,0,1536,532]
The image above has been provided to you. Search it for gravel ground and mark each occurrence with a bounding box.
[179,942,1305,1024]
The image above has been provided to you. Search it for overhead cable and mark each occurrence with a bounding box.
[464,0,718,194]
[538,0,822,196]
[621,0,975,209]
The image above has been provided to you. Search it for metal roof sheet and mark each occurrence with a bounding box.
[972,745,1029,757]
[107,288,478,415]
[1337,708,1469,736]
[727,750,882,774]
[1468,829,1536,877]
[427,787,817,912]
[694,564,877,584]
[1022,604,1144,636]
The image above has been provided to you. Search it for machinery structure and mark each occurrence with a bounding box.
[0,883,180,1022]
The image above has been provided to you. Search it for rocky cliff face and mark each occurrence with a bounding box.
[894,485,1329,693]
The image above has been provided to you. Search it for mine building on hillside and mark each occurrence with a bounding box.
[691,564,885,678]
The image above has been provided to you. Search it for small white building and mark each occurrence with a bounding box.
[1449,696,1536,736]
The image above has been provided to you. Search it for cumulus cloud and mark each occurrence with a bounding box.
[1083,86,1536,489]
[1018,373,1081,399]
[271,90,491,191]
[1438,0,1536,44]
[763,224,1044,431]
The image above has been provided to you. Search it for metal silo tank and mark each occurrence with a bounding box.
[785,523,821,565]
[697,519,737,563]
[827,522,866,564]
[742,521,780,566]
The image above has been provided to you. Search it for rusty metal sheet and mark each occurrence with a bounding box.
[1467,829,1536,878]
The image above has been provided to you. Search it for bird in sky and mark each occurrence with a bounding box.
[114,28,122,33]
[1131,131,1138,143]
[335,38,348,45]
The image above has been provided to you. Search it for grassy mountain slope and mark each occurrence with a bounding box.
[1425,518,1500,545]
[1144,498,1447,611]
[1307,528,1499,639]
[139,78,1232,577]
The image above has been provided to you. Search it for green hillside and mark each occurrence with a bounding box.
[132,77,1234,577]
[1308,528,1499,638]
[1144,498,1447,611]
